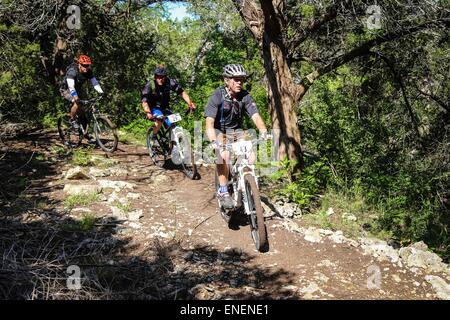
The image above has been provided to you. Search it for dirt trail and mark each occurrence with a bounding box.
[1,128,449,300]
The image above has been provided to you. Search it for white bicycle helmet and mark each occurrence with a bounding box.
[223,64,248,78]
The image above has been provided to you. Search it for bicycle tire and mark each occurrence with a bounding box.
[244,174,268,252]
[57,115,82,149]
[175,131,198,179]
[94,115,118,153]
[146,126,166,167]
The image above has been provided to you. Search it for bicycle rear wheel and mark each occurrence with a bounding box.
[146,126,166,167]
[94,115,118,153]
[244,174,268,252]
[57,115,81,149]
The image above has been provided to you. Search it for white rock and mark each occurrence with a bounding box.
[411,241,428,251]
[152,174,171,185]
[98,179,136,191]
[71,208,92,213]
[128,209,143,221]
[64,166,91,180]
[273,201,301,218]
[318,260,337,268]
[392,274,402,283]
[399,247,445,272]
[425,275,450,300]
[326,207,335,216]
[304,228,323,243]
[261,202,276,217]
[281,220,305,234]
[63,184,102,195]
[107,191,128,205]
[88,167,111,178]
[329,231,347,244]
[129,222,141,229]
[281,285,299,292]
[318,229,334,236]
[342,212,357,222]
[346,239,360,247]
[109,167,129,176]
[126,192,141,199]
[300,282,323,299]
[360,238,400,263]
[110,206,127,219]
[314,272,329,283]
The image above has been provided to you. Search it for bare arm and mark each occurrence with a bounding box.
[142,101,151,114]
[205,117,217,142]
[181,91,195,109]
[251,113,267,133]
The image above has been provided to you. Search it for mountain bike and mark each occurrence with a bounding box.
[212,135,271,252]
[146,110,198,179]
[57,97,118,153]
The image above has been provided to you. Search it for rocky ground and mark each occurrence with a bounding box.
[1,128,449,300]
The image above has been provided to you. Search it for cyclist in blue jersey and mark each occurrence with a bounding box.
[141,65,195,143]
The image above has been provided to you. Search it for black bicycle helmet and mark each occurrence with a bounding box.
[223,64,247,78]
[154,65,167,76]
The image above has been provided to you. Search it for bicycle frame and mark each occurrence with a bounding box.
[225,139,261,214]
[77,99,101,136]
[154,112,191,161]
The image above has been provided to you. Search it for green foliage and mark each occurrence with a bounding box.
[71,148,95,167]
[78,214,96,232]
[64,193,100,209]
[300,56,450,255]
[61,213,97,232]
[0,25,53,122]
[115,201,132,213]
[271,157,332,208]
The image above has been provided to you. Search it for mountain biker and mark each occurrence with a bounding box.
[141,65,196,143]
[205,64,269,209]
[60,54,104,143]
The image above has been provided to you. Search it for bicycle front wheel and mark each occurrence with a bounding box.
[94,115,118,153]
[57,115,82,149]
[146,126,166,167]
[244,174,268,252]
[175,132,198,179]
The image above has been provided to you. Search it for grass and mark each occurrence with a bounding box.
[301,188,393,241]
[50,145,67,156]
[78,214,96,231]
[71,147,95,166]
[70,147,117,169]
[61,213,96,232]
[35,153,46,161]
[64,192,100,209]
[115,201,132,213]
[118,130,146,146]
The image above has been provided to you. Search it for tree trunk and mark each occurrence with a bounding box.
[262,33,305,175]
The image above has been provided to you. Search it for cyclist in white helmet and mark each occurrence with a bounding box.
[204,64,268,209]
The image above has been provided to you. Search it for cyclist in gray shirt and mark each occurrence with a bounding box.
[205,64,269,209]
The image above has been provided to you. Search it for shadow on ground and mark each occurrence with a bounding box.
[0,129,297,299]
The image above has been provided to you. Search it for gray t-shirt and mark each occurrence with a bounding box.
[204,86,259,131]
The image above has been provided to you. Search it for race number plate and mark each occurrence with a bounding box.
[167,113,182,123]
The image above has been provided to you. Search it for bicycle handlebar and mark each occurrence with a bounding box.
[77,96,103,105]
[208,134,272,152]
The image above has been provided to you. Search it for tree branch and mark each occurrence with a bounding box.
[287,7,338,59]
[303,16,450,86]
[416,87,450,114]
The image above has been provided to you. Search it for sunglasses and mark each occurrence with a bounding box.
[231,77,246,83]
[80,64,91,68]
